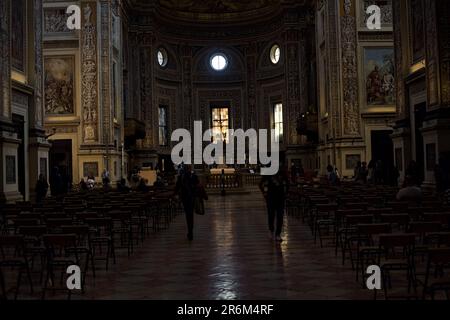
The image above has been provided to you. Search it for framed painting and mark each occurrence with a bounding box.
[44,56,75,115]
[360,46,396,111]
[83,162,99,178]
[346,154,361,170]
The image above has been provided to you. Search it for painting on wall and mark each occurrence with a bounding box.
[83,162,99,178]
[364,48,396,106]
[346,154,361,170]
[12,0,26,72]
[44,56,75,115]
[6,156,16,184]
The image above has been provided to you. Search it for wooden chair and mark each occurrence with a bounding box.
[0,235,34,300]
[42,234,78,300]
[422,248,450,300]
[378,233,418,300]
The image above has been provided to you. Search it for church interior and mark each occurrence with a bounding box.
[1,0,450,301]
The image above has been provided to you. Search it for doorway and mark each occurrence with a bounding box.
[49,139,73,193]
[371,130,394,184]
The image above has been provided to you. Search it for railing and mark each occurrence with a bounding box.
[206,174,242,189]
[205,172,261,189]
[242,173,261,187]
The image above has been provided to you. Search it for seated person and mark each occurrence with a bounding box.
[117,178,130,192]
[396,177,422,201]
[86,176,95,189]
[79,179,88,191]
[137,178,149,193]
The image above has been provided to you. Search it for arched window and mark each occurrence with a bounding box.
[157,48,168,67]
[270,44,281,64]
[210,53,228,71]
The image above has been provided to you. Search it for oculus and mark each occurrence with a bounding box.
[210,54,228,71]
[270,44,280,64]
[157,48,168,67]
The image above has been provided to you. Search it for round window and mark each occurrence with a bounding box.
[157,48,168,67]
[210,53,228,71]
[270,45,281,64]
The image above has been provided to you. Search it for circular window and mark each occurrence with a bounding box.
[157,48,168,67]
[270,45,281,64]
[210,53,228,71]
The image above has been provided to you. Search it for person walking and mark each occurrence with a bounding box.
[35,174,49,203]
[102,169,111,189]
[175,166,196,241]
[259,166,289,242]
[192,175,208,216]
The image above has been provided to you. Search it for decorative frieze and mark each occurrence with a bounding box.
[392,0,405,117]
[81,2,99,143]
[245,44,257,129]
[0,0,11,119]
[44,8,72,34]
[425,0,440,108]
[437,0,450,106]
[286,29,301,145]
[140,46,153,147]
[100,1,112,146]
[341,0,360,136]
[34,0,44,126]
[182,45,193,131]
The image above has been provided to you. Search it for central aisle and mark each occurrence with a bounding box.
[86,192,369,300]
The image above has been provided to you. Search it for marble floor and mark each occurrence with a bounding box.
[14,191,371,300]
[70,191,370,300]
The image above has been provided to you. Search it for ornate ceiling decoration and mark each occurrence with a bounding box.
[128,0,312,24]
[158,0,278,14]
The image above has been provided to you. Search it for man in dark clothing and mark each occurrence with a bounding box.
[35,174,49,202]
[175,166,196,241]
[259,167,289,242]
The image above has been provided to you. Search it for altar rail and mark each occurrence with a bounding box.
[205,173,261,189]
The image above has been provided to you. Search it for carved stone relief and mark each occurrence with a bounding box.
[182,46,193,130]
[327,0,341,138]
[341,0,360,136]
[286,29,301,145]
[34,0,44,126]
[44,8,72,34]
[100,1,112,146]
[360,0,393,28]
[245,44,257,129]
[437,0,450,106]
[81,2,99,143]
[0,0,11,119]
[140,45,153,147]
[425,0,439,108]
[392,0,405,117]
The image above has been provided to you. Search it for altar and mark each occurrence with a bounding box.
[209,168,235,175]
